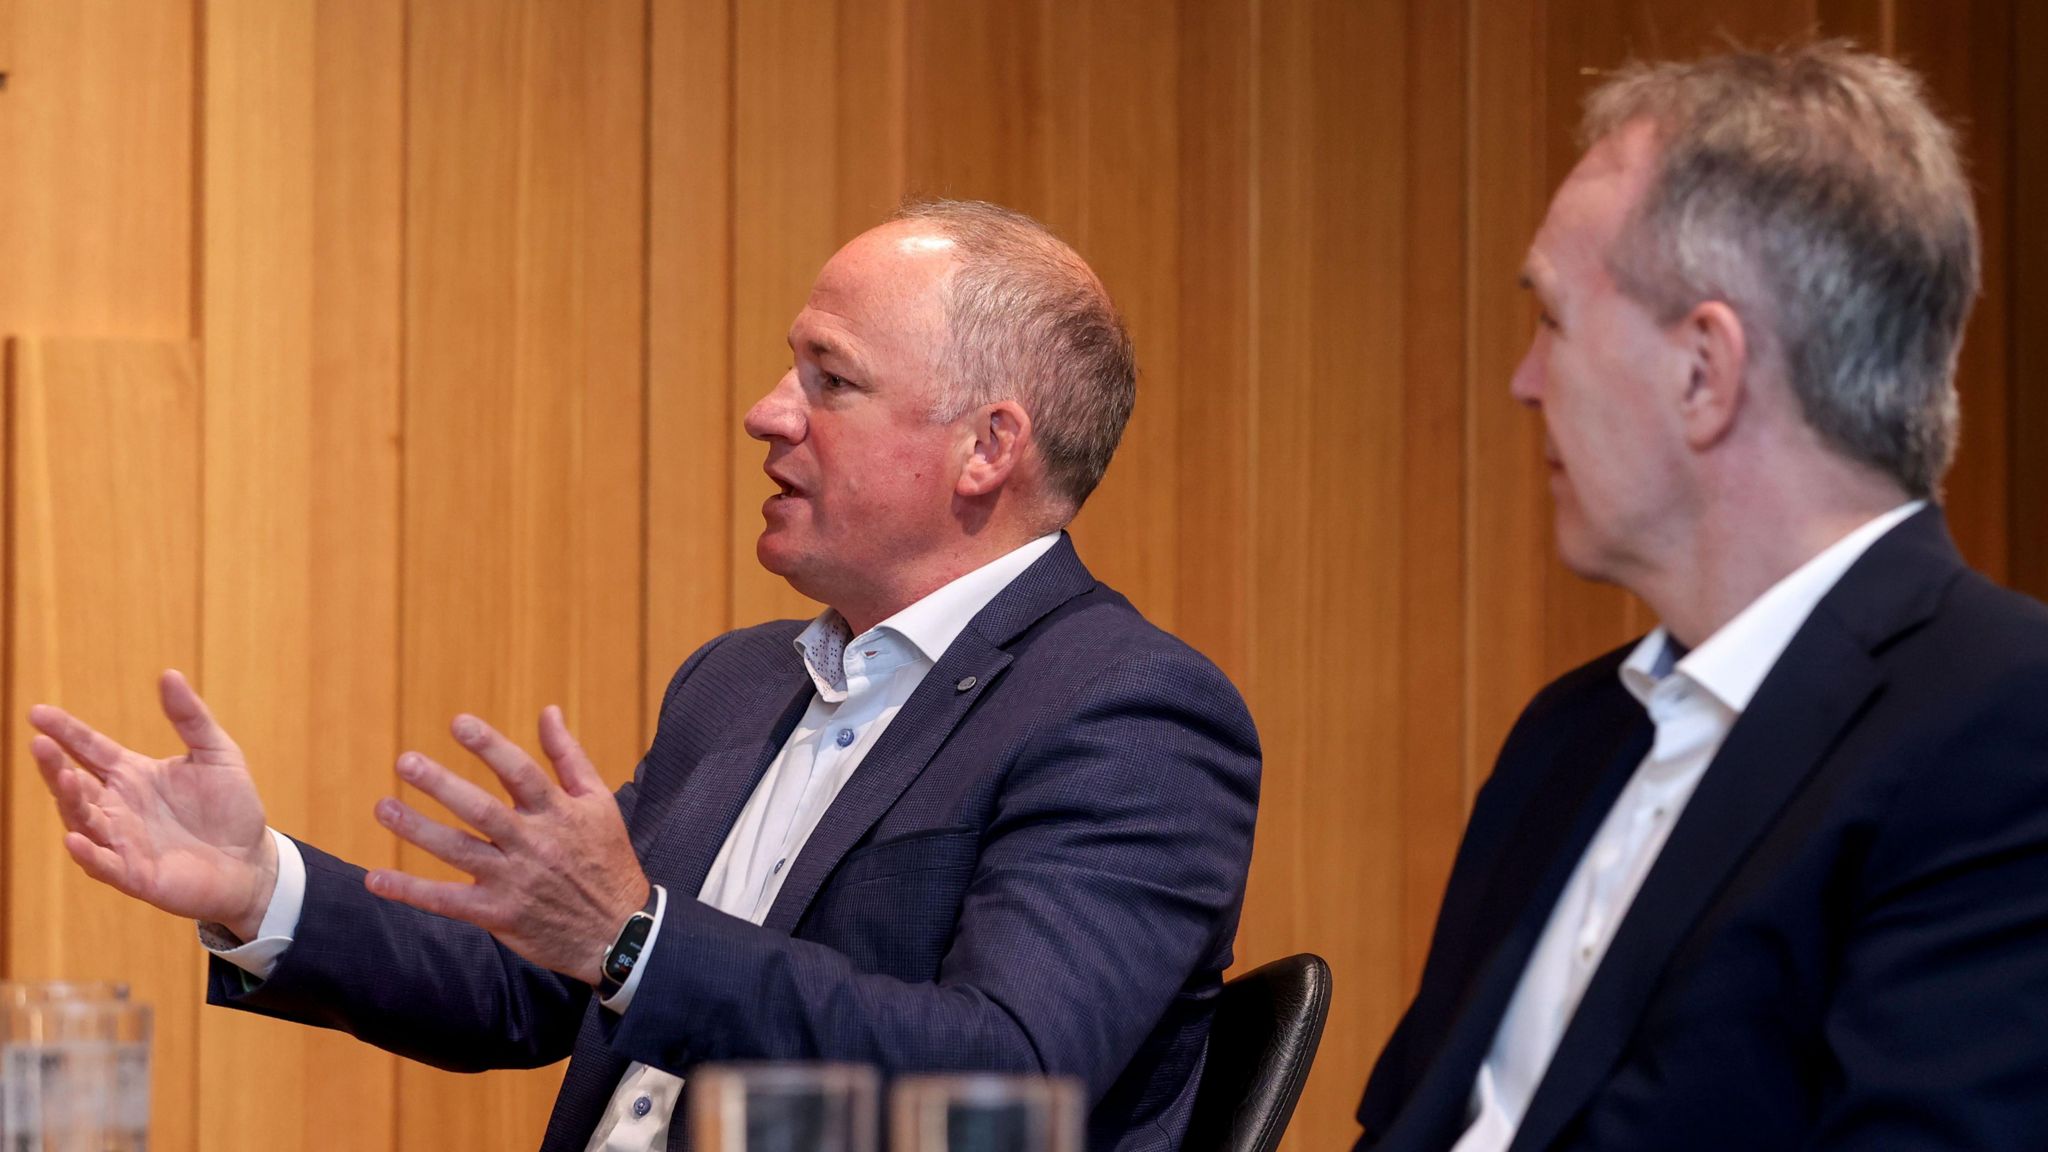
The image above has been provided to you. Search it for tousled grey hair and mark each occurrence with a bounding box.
[891,199,1137,515]
[1584,41,1980,497]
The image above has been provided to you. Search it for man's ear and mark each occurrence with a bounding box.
[1678,299,1749,450]
[957,400,1033,497]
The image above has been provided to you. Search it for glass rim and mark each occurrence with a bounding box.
[889,1072,1084,1104]
[0,980,133,1002]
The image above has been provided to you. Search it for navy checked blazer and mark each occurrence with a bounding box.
[208,535,1262,1151]
[1357,507,2048,1151]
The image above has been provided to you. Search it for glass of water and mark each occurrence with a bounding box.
[0,986,152,1152]
[690,1063,878,1152]
[890,1074,1083,1152]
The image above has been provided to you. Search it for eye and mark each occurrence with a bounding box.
[820,371,854,392]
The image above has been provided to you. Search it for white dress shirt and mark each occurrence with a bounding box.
[1454,502,1923,1152]
[205,532,1062,1152]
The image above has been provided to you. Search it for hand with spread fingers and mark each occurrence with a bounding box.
[26,670,280,944]
[364,706,649,988]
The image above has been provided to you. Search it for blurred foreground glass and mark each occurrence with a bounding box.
[890,1075,1082,1152]
[0,983,151,1151]
[691,1063,878,1152]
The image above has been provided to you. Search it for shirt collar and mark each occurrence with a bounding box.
[792,532,1063,699]
[1620,501,1923,714]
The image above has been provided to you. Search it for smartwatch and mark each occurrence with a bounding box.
[598,887,661,1001]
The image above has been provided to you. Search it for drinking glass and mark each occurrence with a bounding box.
[690,1063,878,1152]
[0,986,152,1152]
[889,1074,1083,1152]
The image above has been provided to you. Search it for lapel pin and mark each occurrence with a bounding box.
[956,676,977,692]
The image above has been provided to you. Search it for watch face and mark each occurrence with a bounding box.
[605,911,655,985]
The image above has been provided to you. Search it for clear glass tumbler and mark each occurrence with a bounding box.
[889,1074,1083,1152]
[0,986,151,1152]
[690,1063,878,1152]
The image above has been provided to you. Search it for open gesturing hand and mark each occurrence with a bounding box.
[364,707,648,987]
[27,670,280,942]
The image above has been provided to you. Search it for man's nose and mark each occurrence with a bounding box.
[744,369,805,442]
[1508,337,1545,409]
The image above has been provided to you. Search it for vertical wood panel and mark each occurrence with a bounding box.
[1236,2,1414,1144]
[399,1,646,1145]
[196,0,404,1148]
[1396,0,1469,1008]
[1062,0,1182,624]
[1175,0,1254,685]
[5,339,203,1152]
[2013,0,2048,600]
[647,0,735,726]
[1466,0,1553,792]
[0,0,193,339]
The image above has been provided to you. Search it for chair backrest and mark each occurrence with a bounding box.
[1184,953,1333,1152]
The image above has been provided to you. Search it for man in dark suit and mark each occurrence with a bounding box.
[1357,43,2048,1151]
[28,200,1260,1150]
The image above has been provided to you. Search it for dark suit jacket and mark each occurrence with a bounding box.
[1358,508,2048,1151]
[210,537,1261,1151]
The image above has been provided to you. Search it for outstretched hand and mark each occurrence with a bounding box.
[365,707,648,988]
[27,671,279,942]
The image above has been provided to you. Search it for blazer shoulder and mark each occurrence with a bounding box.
[1014,580,1246,695]
[1507,638,1643,739]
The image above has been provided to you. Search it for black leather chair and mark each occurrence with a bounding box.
[1184,953,1333,1152]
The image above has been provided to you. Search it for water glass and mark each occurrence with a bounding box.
[0,985,151,1152]
[690,1063,878,1152]
[890,1074,1082,1152]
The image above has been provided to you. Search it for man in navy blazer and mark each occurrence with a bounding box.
[1357,44,2048,1151]
[29,201,1260,1150]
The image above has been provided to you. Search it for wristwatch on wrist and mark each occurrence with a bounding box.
[597,887,660,1001]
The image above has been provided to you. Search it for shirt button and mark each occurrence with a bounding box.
[632,1095,653,1119]
[835,728,855,748]
[772,858,787,875]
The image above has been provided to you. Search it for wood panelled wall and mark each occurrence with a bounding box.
[0,3,2040,1149]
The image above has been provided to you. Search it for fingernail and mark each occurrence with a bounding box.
[396,753,421,781]
[453,717,481,742]
[375,798,401,824]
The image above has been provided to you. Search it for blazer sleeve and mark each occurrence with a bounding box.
[596,646,1262,1103]
[204,839,589,1072]
[1809,661,2048,1149]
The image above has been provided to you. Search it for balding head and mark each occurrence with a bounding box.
[892,199,1137,519]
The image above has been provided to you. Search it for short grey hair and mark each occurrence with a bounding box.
[891,199,1137,514]
[1584,41,1980,497]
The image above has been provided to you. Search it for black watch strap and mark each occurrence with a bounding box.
[598,887,661,1001]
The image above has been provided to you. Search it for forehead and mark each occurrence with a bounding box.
[789,223,955,369]
[1526,120,1660,290]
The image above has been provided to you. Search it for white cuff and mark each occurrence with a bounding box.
[196,828,307,981]
[600,885,667,1015]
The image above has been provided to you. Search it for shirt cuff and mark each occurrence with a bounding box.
[600,884,667,1015]
[196,828,308,981]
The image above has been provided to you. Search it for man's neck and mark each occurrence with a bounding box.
[834,529,1053,636]
[1640,468,1911,650]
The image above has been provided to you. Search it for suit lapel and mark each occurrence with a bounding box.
[1508,508,1960,1152]
[761,534,1097,935]
[1379,707,1651,1152]
[762,632,1012,933]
